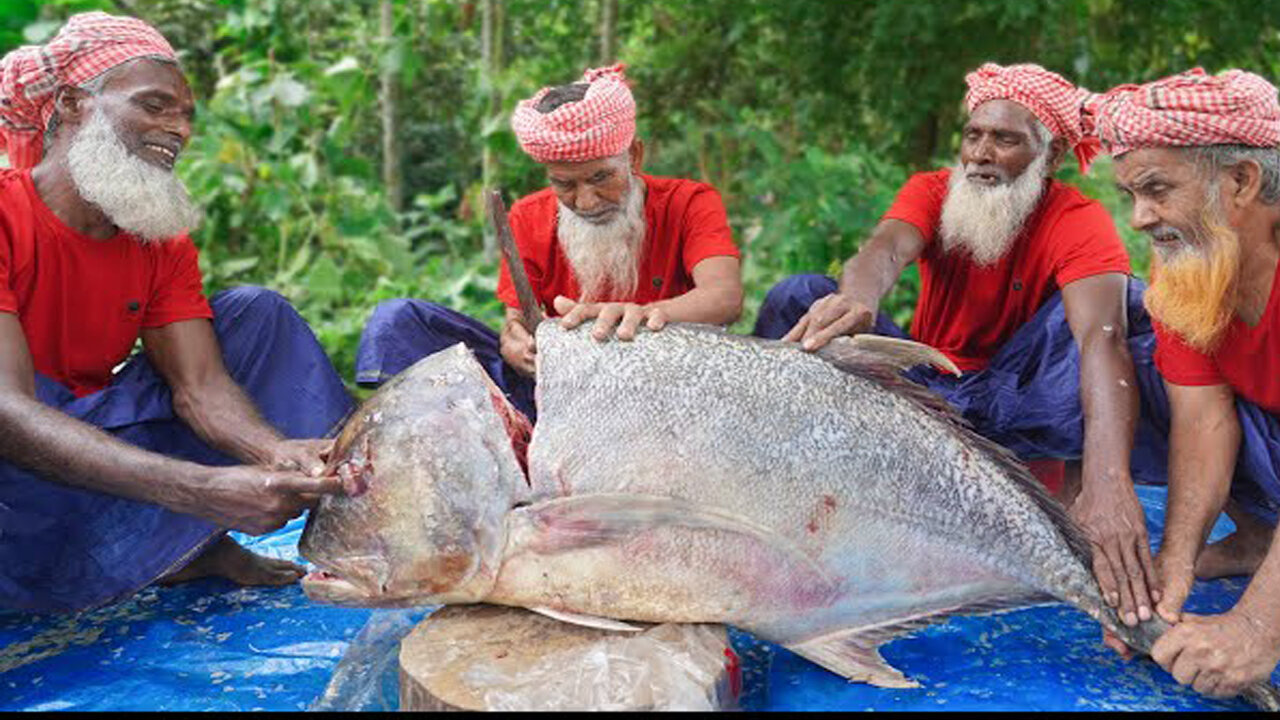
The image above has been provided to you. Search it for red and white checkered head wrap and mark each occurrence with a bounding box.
[511,63,636,164]
[1086,68,1280,157]
[965,62,1100,173]
[0,11,176,169]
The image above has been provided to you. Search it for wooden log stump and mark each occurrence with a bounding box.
[398,605,736,711]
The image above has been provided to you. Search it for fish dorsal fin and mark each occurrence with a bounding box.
[786,591,1054,688]
[529,606,643,633]
[819,334,962,377]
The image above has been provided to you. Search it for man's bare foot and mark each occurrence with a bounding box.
[1194,504,1274,580]
[160,535,305,587]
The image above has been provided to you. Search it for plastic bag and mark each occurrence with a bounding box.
[308,608,428,711]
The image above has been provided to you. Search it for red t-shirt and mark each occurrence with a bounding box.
[0,169,213,397]
[883,169,1131,372]
[496,174,740,314]
[1153,260,1280,414]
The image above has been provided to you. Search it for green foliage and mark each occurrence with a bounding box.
[5,0,1278,384]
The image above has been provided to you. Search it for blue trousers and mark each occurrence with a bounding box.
[755,274,1280,526]
[355,300,537,421]
[0,287,355,614]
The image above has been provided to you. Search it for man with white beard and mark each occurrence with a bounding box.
[1091,68,1280,697]
[356,65,743,420]
[755,63,1159,630]
[0,13,355,613]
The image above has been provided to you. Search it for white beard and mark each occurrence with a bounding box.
[66,107,202,242]
[557,176,647,302]
[938,151,1049,266]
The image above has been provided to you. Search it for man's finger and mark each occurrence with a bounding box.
[1150,628,1184,669]
[616,305,645,341]
[1092,548,1120,609]
[592,304,625,341]
[1120,540,1153,622]
[782,314,811,344]
[552,295,577,316]
[1101,629,1135,661]
[1103,541,1139,625]
[804,311,866,352]
[1170,651,1201,687]
[275,473,346,496]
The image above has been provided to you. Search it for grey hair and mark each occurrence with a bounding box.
[1186,144,1280,206]
[42,56,179,149]
[1028,117,1053,154]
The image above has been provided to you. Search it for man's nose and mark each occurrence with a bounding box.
[1129,197,1159,231]
[967,136,996,166]
[574,185,600,213]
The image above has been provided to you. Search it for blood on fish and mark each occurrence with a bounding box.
[806,495,839,534]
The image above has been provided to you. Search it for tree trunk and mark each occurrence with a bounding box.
[598,0,619,65]
[481,0,505,256]
[380,0,403,213]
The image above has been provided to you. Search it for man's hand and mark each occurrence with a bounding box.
[1102,550,1197,660]
[265,438,333,476]
[553,296,668,341]
[1071,479,1159,627]
[500,318,538,377]
[195,465,345,535]
[1151,610,1280,697]
[782,292,875,352]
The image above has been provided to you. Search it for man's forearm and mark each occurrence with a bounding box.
[1163,400,1240,562]
[650,285,742,326]
[1078,332,1139,490]
[838,239,909,311]
[172,374,285,466]
[0,392,211,510]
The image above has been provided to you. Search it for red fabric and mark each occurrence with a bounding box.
[1152,260,1280,415]
[1088,68,1280,156]
[496,174,739,313]
[1026,458,1065,496]
[0,169,212,396]
[0,11,176,169]
[965,62,1100,173]
[511,63,636,163]
[882,169,1130,373]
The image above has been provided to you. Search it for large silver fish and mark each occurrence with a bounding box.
[300,324,1280,709]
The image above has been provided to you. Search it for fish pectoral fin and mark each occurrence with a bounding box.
[786,630,918,689]
[820,334,962,377]
[529,606,643,633]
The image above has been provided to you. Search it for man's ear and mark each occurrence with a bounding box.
[628,138,645,174]
[53,85,91,128]
[1229,159,1263,208]
[1046,136,1070,175]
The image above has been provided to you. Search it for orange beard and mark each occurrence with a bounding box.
[1143,219,1241,354]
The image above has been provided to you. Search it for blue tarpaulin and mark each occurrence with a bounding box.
[0,485,1272,711]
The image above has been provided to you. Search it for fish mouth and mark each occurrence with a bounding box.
[301,568,418,608]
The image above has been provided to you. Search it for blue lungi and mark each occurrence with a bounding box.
[0,286,355,614]
[355,299,537,420]
[755,274,1280,526]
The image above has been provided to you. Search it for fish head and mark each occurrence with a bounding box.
[299,344,531,607]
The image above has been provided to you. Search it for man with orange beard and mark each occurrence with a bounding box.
[356,65,744,420]
[1091,68,1280,697]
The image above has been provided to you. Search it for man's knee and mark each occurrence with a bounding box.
[212,285,302,325]
[363,299,453,342]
